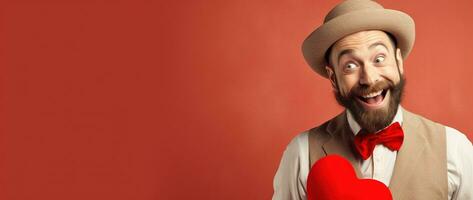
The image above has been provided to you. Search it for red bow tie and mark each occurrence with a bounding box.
[354,122,404,160]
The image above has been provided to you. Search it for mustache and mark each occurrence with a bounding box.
[348,80,395,97]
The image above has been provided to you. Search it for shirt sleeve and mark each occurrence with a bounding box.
[445,126,473,200]
[272,132,309,200]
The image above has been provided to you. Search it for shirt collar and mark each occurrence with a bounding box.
[347,105,404,136]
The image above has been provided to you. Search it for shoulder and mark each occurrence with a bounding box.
[307,111,346,139]
[445,126,473,158]
[405,109,472,155]
[274,122,331,177]
[278,114,340,165]
[288,131,309,150]
[402,109,449,143]
[285,115,340,154]
[279,131,309,163]
[274,112,345,177]
[403,109,444,129]
[445,126,471,146]
[406,110,472,163]
[405,109,470,145]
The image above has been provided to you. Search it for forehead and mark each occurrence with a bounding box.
[332,30,392,54]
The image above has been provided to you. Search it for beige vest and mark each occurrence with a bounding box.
[308,109,448,200]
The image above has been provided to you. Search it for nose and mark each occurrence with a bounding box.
[359,64,380,86]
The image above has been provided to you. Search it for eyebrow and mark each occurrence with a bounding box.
[336,41,389,65]
[336,49,354,65]
[369,42,389,51]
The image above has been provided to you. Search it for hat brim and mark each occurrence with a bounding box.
[302,9,415,78]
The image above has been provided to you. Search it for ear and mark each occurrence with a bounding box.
[325,66,338,91]
[396,48,404,74]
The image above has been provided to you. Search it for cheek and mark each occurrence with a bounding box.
[380,66,401,82]
[337,77,357,96]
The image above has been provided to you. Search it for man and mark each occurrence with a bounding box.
[272,0,473,200]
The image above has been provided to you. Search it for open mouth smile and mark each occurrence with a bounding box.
[355,89,389,109]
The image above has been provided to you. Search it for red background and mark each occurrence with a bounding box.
[1,0,472,199]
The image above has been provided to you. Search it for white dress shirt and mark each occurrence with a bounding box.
[272,106,473,200]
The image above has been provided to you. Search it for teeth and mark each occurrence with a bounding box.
[362,90,383,98]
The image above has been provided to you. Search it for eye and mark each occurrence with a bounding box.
[346,63,357,70]
[374,55,385,63]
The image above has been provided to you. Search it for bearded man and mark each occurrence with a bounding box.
[272,0,473,200]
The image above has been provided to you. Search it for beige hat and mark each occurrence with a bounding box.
[302,0,415,78]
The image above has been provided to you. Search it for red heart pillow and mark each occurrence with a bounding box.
[307,155,392,200]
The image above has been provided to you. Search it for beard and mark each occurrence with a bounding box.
[334,75,406,133]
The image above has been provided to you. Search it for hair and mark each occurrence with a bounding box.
[324,31,398,67]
